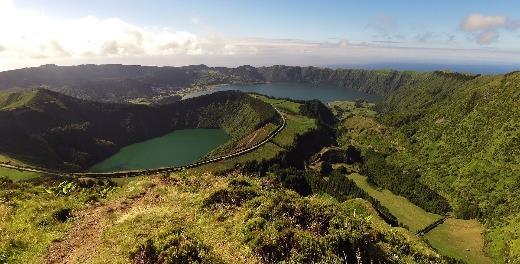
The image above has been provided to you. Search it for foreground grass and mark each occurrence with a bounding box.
[425,218,492,264]
[86,173,258,263]
[0,179,115,263]
[347,173,441,233]
[1,170,453,263]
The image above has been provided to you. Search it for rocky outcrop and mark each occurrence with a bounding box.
[310,145,363,165]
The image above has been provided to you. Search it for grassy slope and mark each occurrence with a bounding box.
[0,167,40,181]
[334,99,492,263]
[0,180,103,263]
[0,89,279,170]
[196,95,317,172]
[0,171,449,263]
[380,72,520,262]
[425,219,491,264]
[348,174,492,263]
[254,95,317,148]
[348,173,441,233]
[0,90,39,110]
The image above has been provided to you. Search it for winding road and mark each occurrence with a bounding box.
[0,107,286,178]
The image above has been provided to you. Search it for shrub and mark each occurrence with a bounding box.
[361,150,452,215]
[130,229,222,264]
[243,192,388,263]
[203,178,258,208]
[274,167,312,195]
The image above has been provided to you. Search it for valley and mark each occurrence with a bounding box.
[0,65,519,263]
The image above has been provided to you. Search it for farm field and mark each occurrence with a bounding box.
[425,218,492,264]
[347,173,441,233]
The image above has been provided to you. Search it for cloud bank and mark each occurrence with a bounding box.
[0,0,519,71]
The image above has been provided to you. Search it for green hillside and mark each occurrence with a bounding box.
[0,89,279,171]
[0,171,459,264]
[1,68,520,263]
[378,71,520,262]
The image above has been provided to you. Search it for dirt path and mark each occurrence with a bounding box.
[44,182,159,264]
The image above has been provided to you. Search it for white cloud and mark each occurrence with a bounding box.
[191,16,200,25]
[0,1,519,71]
[0,0,211,65]
[462,14,507,31]
[461,13,520,44]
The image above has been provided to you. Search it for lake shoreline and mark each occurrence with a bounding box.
[183,82,382,103]
[89,128,230,173]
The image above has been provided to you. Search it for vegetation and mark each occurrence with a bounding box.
[0,89,279,170]
[0,171,455,263]
[0,176,116,263]
[257,65,422,96]
[0,167,40,182]
[425,219,491,264]
[348,174,442,233]
[196,95,324,172]
[360,150,451,215]
[0,64,420,104]
[378,71,520,262]
[130,228,223,264]
[1,66,519,263]
[333,94,491,263]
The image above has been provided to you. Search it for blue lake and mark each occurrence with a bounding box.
[186,82,381,103]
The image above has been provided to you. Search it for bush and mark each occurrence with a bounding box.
[273,167,312,196]
[203,178,258,208]
[130,229,222,264]
[361,150,452,215]
[243,192,396,263]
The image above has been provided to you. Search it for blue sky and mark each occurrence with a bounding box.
[1,0,519,70]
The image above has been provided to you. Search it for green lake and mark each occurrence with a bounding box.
[89,129,229,172]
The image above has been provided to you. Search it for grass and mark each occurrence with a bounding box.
[0,90,37,110]
[425,218,492,264]
[252,95,301,115]
[0,168,456,263]
[349,173,493,263]
[196,142,284,172]
[0,180,114,263]
[45,172,445,263]
[347,173,442,233]
[272,114,316,148]
[197,95,316,172]
[328,100,377,118]
[254,95,316,148]
[0,167,40,181]
[87,173,259,263]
